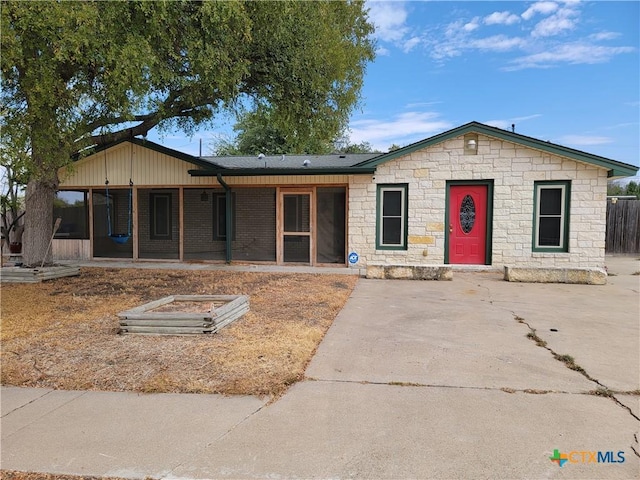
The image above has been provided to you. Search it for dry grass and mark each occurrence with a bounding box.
[0,472,135,480]
[0,268,357,397]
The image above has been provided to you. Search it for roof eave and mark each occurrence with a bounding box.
[355,121,638,176]
[608,166,638,179]
[72,137,216,170]
[188,167,376,177]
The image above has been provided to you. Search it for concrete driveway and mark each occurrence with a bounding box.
[173,257,639,479]
[2,256,639,479]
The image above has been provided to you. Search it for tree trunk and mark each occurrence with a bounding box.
[22,179,56,267]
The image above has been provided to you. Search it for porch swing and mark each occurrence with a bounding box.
[103,143,134,245]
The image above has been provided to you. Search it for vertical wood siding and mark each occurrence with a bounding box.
[58,142,348,188]
[52,240,91,260]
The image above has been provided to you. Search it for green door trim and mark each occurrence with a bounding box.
[444,180,494,265]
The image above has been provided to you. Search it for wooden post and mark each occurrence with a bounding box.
[132,186,139,260]
[179,187,184,261]
[88,189,94,259]
[276,187,282,264]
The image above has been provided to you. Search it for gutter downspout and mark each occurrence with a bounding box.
[217,173,232,264]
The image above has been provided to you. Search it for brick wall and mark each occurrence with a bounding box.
[183,188,224,260]
[233,187,276,261]
[138,189,179,259]
[183,187,276,261]
[348,134,607,269]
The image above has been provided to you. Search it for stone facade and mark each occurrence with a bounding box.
[347,134,608,270]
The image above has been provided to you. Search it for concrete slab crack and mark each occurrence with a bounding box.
[163,400,269,479]
[514,313,640,459]
[0,389,54,418]
[305,376,576,395]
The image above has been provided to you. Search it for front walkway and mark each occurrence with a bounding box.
[57,258,364,276]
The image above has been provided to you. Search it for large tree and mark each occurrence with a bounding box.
[1,0,375,266]
[213,107,380,156]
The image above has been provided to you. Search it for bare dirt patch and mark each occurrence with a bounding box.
[151,300,222,313]
[0,268,357,397]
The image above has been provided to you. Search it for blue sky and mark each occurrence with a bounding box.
[151,0,639,176]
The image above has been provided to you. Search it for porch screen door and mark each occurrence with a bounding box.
[281,192,312,263]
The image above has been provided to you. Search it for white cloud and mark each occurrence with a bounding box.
[590,31,621,41]
[532,15,575,37]
[471,35,526,52]
[603,122,639,130]
[376,0,634,74]
[483,115,543,130]
[376,46,391,56]
[444,19,465,38]
[557,135,613,146]
[506,43,636,70]
[531,4,580,37]
[522,1,558,21]
[402,37,421,53]
[367,1,409,42]
[464,17,481,32]
[349,112,452,150]
[405,101,443,109]
[484,11,521,26]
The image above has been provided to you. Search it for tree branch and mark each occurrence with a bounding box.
[84,112,160,135]
[87,106,206,147]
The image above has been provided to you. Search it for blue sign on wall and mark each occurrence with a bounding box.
[348,252,359,264]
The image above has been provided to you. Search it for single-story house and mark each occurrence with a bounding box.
[54,121,637,276]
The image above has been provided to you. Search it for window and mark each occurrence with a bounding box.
[53,190,89,239]
[533,182,570,252]
[376,184,408,250]
[213,193,236,241]
[150,193,172,239]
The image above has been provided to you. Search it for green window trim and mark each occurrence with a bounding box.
[376,184,408,250]
[532,181,570,252]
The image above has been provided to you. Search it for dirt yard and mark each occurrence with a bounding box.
[0,268,357,397]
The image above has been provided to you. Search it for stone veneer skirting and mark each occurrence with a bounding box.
[366,264,453,280]
[503,266,607,285]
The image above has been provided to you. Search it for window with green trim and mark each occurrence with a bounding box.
[533,181,570,252]
[376,184,408,250]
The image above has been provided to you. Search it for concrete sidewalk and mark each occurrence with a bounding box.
[2,256,639,479]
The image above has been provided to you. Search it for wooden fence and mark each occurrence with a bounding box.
[606,199,640,253]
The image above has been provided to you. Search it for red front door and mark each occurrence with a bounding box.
[448,185,488,264]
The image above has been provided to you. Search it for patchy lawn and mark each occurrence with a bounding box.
[0,268,357,397]
[0,472,134,480]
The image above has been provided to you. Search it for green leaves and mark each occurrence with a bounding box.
[1,0,375,265]
[2,0,374,160]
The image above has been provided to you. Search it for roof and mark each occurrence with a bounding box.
[355,121,638,178]
[201,153,377,169]
[83,122,637,179]
[186,152,379,177]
